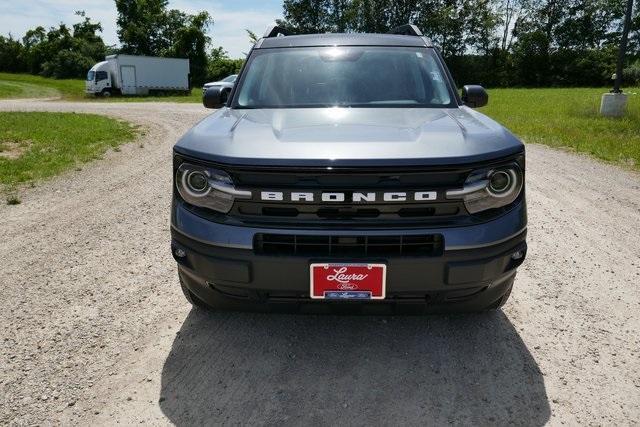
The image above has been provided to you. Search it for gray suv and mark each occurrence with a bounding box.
[171,25,527,313]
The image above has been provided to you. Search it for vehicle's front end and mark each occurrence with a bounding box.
[171,27,527,313]
[85,61,112,96]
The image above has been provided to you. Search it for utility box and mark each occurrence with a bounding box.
[85,55,190,96]
[600,92,628,117]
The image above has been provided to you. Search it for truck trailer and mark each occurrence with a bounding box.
[86,54,190,96]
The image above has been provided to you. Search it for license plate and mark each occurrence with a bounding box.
[310,263,386,300]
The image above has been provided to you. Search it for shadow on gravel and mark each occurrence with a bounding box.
[159,310,549,425]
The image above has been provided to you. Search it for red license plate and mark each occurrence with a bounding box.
[310,263,386,300]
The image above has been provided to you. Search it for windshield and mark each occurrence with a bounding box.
[235,47,454,108]
[86,71,95,81]
[222,75,237,82]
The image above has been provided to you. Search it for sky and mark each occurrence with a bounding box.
[0,0,283,58]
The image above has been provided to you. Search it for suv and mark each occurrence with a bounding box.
[171,25,527,313]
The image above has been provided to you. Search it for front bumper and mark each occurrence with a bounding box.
[170,200,527,313]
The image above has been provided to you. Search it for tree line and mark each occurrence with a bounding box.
[0,0,242,86]
[0,0,638,87]
[277,0,640,87]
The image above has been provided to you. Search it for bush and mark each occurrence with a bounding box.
[0,36,26,73]
[624,59,640,85]
[205,47,243,83]
[550,47,617,87]
[40,50,95,79]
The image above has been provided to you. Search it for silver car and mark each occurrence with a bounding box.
[202,74,237,96]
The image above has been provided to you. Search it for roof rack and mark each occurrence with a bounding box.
[387,24,423,37]
[263,25,290,38]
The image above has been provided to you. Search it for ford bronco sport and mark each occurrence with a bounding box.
[171,24,527,313]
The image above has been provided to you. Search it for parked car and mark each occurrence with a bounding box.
[85,54,190,96]
[201,75,237,101]
[172,25,527,313]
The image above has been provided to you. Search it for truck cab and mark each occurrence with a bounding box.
[85,61,113,97]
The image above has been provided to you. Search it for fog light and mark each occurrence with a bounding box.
[174,248,186,258]
[511,250,524,260]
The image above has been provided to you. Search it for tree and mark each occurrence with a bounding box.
[7,12,107,78]
[73,11,109,64]
[511,30,551,85]
[115,0,169,55]
[278,0,334,33]
[166,12,212,85]
[41,50,96,78]
[115,0,213,85]
[0,35,26,72]
[246,29,259,46]
[207,47,244,82]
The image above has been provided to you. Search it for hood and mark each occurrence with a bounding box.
[174,107,523,167]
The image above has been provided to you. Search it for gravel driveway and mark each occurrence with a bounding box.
[1,100,639,425]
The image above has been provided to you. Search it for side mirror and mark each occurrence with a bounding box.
[203,86,227,109]
[461,85,488,108]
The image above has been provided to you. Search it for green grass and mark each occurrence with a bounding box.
[0,112,137,189]
[94,89,202,103]
[0,73,83,99]
[480,87,640,170]
[0,72,201,102]
[1,73,639,170]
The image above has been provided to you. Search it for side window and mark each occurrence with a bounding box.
[96,71,108,82]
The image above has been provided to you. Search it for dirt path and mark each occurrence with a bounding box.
[1,100,638,426]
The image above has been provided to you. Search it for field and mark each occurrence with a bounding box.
[1,72,639,171]
[0,72,201,103]
[481,87,640,170]
[0,112,137,193]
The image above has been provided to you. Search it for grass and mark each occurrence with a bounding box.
[1,72,639,170]
[96,89,202,103]
[481,87,640,170]
[0,112,137,190]
[0,72,201,102]
[0,73,83,99]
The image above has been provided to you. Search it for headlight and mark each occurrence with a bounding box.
[446,164,523,214]
[175,163,251,213]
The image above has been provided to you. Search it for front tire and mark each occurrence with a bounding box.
[101,89,112,98]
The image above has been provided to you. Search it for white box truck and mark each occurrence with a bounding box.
[85,54,190,96]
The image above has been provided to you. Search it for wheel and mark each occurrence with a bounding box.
[179,276,211,310]
[101,89,112,98]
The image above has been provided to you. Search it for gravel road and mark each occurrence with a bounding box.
[1,99,639,426]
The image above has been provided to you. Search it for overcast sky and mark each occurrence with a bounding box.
[0,0,283,58]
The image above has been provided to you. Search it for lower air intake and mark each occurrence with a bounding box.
[254,234,444,257]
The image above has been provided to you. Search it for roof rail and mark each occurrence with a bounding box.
[387,24,423,37]
[263,25,290,38]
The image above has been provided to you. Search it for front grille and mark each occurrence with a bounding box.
[224,165,472,226]
[174,153,524,228]
[234,201,462,225]
[254,234,444,257]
